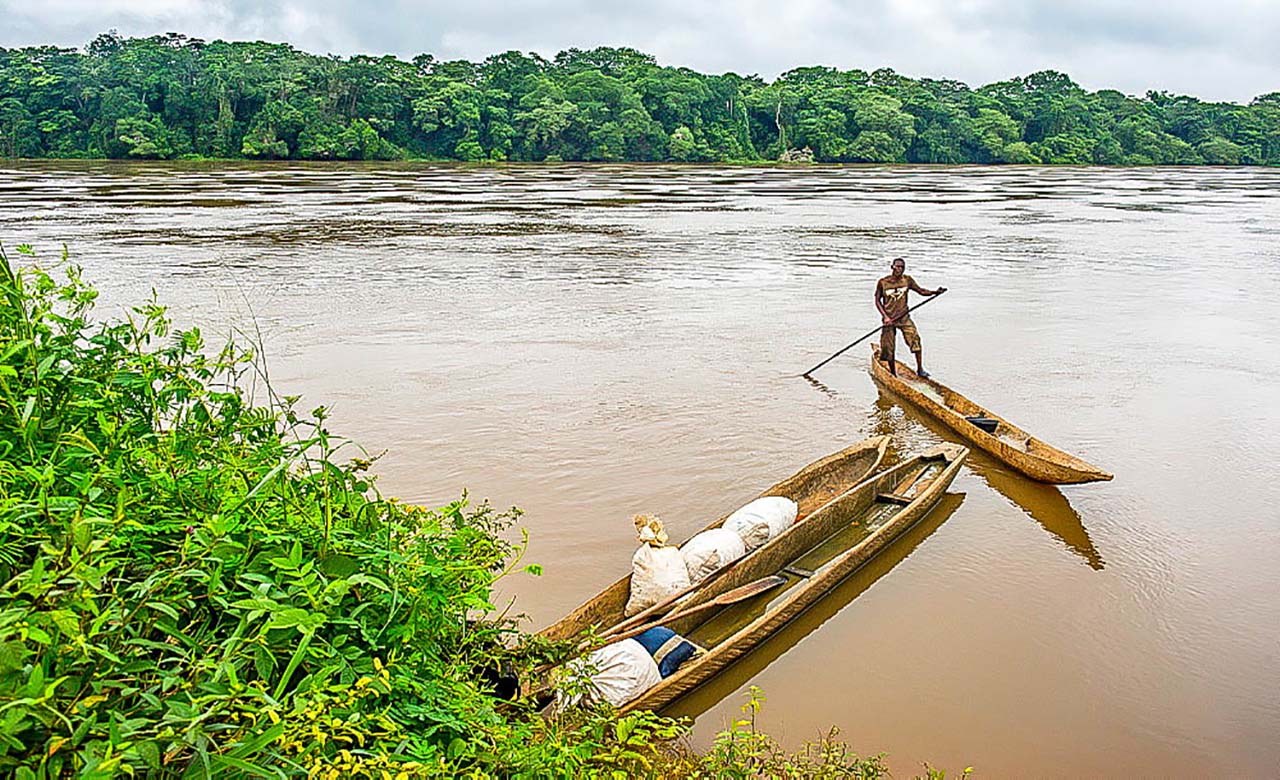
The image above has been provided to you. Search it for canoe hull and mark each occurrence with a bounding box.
[540,436,890,643]
[869,346,1111,484]
[620,443,968,714]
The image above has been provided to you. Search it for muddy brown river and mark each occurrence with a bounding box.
[3,161,1278,777]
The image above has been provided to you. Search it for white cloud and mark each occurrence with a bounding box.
[0,0,1276,102]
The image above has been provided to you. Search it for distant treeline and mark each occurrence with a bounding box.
[2,32,1278,165]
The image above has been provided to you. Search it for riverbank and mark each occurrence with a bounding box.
[5,156,1278,170]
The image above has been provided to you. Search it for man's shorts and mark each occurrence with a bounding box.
[880,316,922,360]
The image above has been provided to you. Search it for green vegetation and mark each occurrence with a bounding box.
[0,243,922,777]
[2,32,1278,164]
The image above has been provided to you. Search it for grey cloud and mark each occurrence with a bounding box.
[0,0,1276,102]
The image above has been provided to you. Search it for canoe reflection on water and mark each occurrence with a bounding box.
[663,491,966,720]
[872,391,1104,571]
[967,457,1104,571]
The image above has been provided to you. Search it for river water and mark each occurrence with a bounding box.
[3,161,1278,777]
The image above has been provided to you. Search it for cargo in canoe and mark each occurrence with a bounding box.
[614,442,968,713]
[540,436,890,644]
[870,345,1112,484]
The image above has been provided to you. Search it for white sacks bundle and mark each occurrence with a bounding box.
[680,528,747,584]
[722,496,798,551]
[624,515,691,617]
[551,638,662,712]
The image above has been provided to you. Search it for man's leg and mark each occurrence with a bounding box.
[901,319,926,378]
[880,325,897,375]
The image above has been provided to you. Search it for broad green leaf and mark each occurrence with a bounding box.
[144,601,182,621]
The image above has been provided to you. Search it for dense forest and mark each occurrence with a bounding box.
[2,31,1278,165]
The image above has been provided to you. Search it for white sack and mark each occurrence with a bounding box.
[554,638,662,711]
[681,528,747,584]
[722,496,799,550]
[625,544,691,617]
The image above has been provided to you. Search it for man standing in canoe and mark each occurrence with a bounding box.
[876,257,945,378]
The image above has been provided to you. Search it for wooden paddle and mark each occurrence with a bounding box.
[801,289,946,377]
[592,575,788,647]
[527,575,787,689]
[606,577,705,638]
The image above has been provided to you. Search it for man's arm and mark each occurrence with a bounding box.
[908,276,947,296]
[875,280,892,323]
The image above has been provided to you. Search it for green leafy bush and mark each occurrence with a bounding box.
[0,244,610,777]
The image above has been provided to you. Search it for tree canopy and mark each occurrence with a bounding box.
[2,32,1277,164]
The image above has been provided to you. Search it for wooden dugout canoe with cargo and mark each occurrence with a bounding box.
[870,345,1112,484]
[540,435,890,644]
[613,442,969,713]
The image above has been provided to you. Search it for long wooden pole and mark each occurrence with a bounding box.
[802,290,946,377]
[596,575,788,646]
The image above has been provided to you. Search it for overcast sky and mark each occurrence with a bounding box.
[2,0,1276,103]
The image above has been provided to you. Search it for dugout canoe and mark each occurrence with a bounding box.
[870,345,1112,484]
[615,442,968,713]
[665,490,966,721]
[540,436,890,644]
